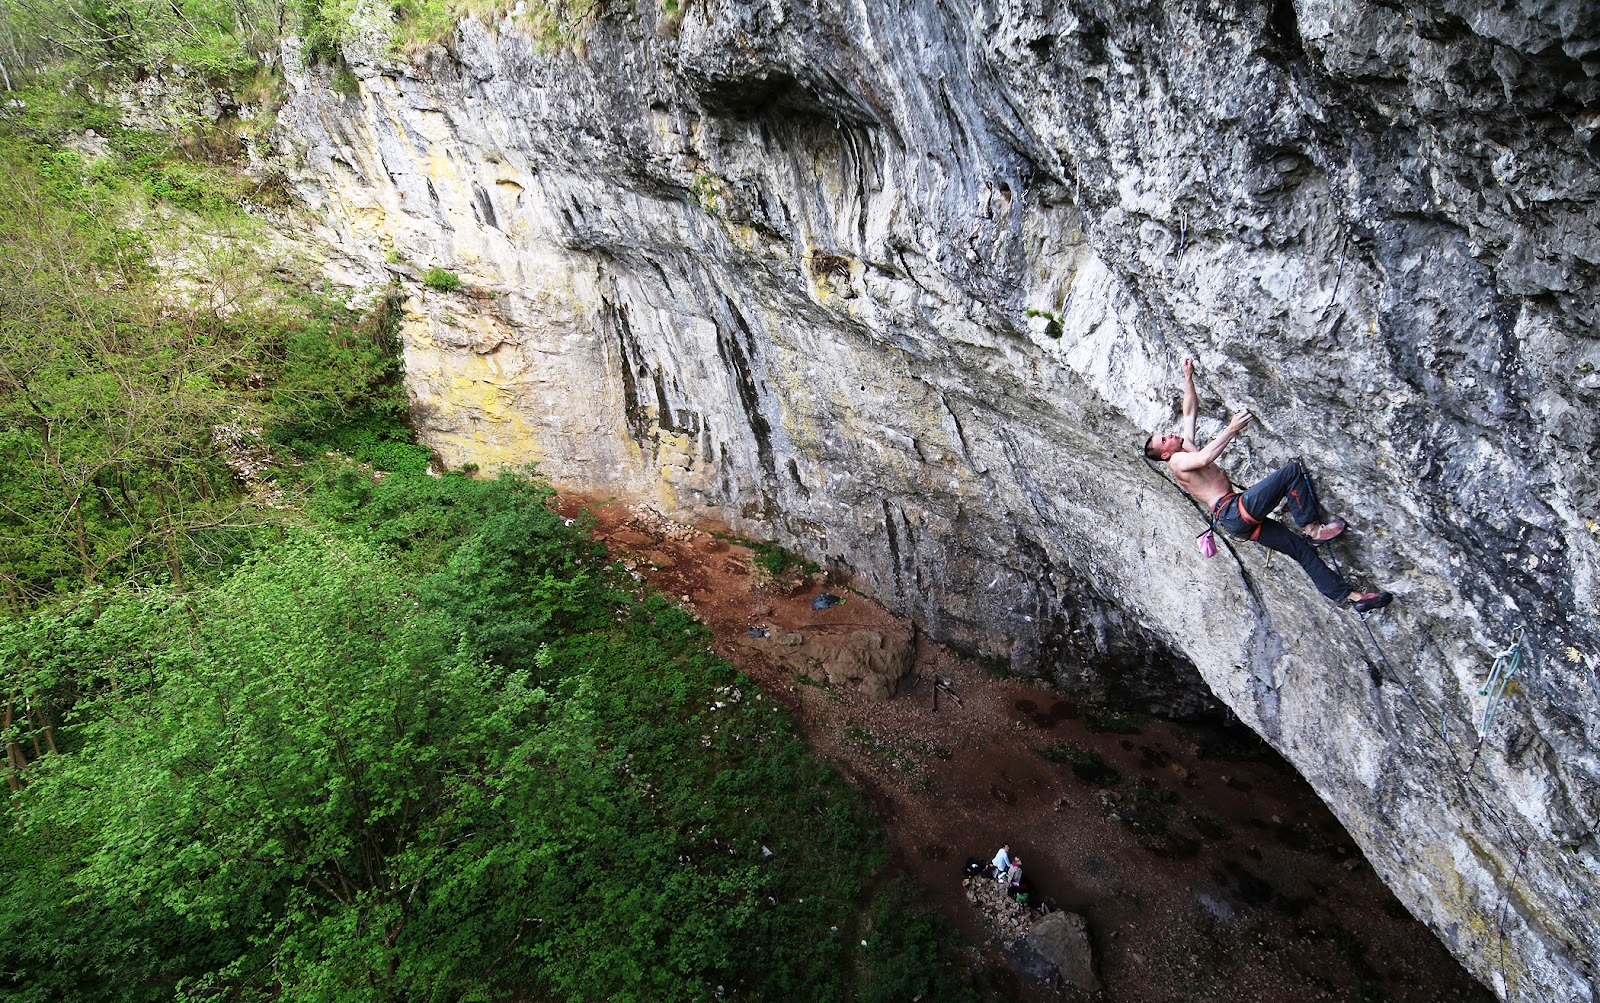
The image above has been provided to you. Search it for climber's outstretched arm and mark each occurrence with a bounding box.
[1180,357,1199,448]
[1170,410,1254,474]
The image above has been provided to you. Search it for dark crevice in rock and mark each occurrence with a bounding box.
[717,296,777,482]
[882,497,903,590]
[651,370,675,431]
[1266,0,1305,65]
[603,298,653,446]
[470,182,498,229]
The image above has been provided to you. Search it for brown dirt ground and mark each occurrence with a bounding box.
[558,495,1495,1003]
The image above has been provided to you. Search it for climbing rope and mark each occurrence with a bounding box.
[1318,542,1537,998]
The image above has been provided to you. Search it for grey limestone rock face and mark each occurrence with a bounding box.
[274,0,1599,998]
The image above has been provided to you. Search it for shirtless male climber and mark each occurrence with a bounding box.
[1145,357,1393,614]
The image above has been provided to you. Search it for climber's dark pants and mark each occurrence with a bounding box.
[1213,461,1350,603]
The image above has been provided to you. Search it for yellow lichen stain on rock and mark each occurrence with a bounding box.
[632,428,697,513]
[442,368,521,421]
[408,351,545,474]
[655,429,695,479]
[724,221,760,255]
[1441,837,1528,997]
[340,204,393,238]
[435,433,542,474]
[403,314,436,350]
[765,340,826,454]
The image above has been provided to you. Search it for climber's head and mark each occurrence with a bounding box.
[1145,432,1184,461]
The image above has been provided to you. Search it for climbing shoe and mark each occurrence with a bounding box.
[1350,591,1393,614]
[1306,518,1347,543]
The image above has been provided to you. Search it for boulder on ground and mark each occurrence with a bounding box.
[965,876,1099,992]
[1026,909,1100,993]
[740,628,914,701]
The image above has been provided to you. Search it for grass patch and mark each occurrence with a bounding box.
[1088,711,1144,735]
[1041,740,1121,787]
[750,541,817,578]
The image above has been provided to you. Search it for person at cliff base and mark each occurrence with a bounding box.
[990,843,1011,883]
[1144,357,1393,615]
[1005,856,1023,896]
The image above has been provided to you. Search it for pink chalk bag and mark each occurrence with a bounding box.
[1196,513,1220,558]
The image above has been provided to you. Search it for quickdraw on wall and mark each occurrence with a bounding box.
[1464,627,1526,780]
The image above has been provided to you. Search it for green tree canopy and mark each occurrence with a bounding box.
[1,473,975,1002]
[0,0,289,78]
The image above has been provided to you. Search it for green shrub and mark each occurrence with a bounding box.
[859,880,980,1003]
[330,64,361,96]
[751,541,816,578]
[0,135,264,600]
[144,159,250,214]
[0,487,957,1001]
[422,266,462,291]
[264,284,423,470]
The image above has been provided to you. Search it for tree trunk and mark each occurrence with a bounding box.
[3,700,25,793]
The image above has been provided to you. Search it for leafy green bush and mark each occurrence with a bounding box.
[422,266,462,291]
[0,111,429,604]
[860,880,980,1003]
[144,159,251,214]
[0,482,967,1001]
[264,284,427,470]
[0,136,261,601]
[750,540,817,578]
[316,466,610,674]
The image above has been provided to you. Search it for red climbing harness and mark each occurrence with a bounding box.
[1212,491,1264,541]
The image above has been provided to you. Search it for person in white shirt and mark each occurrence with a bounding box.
[990,844,1011,883]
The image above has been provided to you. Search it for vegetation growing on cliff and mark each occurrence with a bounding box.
[0,0,285,78]
[0,88,421,603]
[0,0,601,84]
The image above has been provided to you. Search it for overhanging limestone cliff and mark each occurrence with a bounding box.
[276,0,1599,997]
